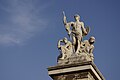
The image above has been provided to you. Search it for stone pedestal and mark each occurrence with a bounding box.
[48,61,105,80]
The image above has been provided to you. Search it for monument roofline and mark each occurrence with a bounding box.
[47,12,105,80]
[48,61,105,80]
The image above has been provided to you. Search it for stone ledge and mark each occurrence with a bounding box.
[48,61,105,80]
[48,61,92,71]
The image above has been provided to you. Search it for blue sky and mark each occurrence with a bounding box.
[0,0,120,80]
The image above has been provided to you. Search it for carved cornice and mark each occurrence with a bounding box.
[52,72,94,80]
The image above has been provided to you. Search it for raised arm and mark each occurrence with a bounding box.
[57,39,63,49]
[63,11,67,25]
[63,11,71,36]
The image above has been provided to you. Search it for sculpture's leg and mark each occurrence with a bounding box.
[75,40,80,54]
[75,34,82,54]
[89,53,94,61]
[72,35,76,45]
[59,46,65,59]
[72,36,76,53]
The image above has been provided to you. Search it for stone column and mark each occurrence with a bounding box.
[48,61,105,80]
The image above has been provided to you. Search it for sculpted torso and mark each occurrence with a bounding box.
[71,21,83,36]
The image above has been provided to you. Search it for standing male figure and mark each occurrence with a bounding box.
[63,11,89,53]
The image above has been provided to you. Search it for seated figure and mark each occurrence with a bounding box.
[80,36,95,60]
[57,37,73,60]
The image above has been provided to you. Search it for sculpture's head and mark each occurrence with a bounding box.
[89,36,95,44]
[74,14,80,21]
[63,37,68,43]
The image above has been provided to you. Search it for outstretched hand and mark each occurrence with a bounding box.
[62,11,65,16]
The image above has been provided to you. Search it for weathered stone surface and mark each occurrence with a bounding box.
[52,72,93,80]
[48,61,105,80]
[57,12,95,63]
[57,53,92,65]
